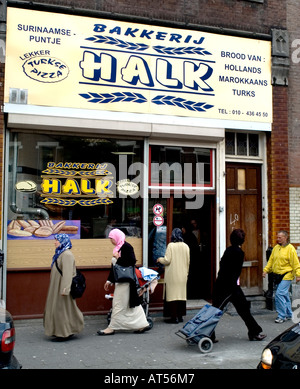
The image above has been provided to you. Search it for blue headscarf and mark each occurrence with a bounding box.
[51,233,72,267]
[171,228,184,243]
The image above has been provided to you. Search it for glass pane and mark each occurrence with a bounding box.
[237,169,246,190]
[150,146,212,186]
[195,148,211,185]
[249,134,259,156]
[225,132,235,155]
[148,198,167,267]
[164,147,182,184]
[8,132,143,239]
[237,133,247,156]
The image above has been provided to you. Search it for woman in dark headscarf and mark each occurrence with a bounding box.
[44,234,84,340]
[158,228,190,323]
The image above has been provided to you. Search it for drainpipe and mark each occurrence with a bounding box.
[10,201,49,220]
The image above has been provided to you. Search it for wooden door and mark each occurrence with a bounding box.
[226,163,263,294]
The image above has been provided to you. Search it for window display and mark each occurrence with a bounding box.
[8,132,143,240]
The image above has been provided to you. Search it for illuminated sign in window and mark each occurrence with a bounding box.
[41,162,114,206]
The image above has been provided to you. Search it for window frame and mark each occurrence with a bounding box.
[149,145,215,190]
[225,131,262,160]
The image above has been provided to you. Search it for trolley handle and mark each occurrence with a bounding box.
[217,294,232,311]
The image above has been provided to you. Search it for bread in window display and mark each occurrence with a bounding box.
[7,219,78,237]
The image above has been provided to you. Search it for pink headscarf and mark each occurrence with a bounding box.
[108,228,125,256]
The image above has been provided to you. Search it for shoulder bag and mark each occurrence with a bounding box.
[55,261,86,299]
[113,263,136,283]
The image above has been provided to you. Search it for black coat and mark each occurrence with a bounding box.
[212,245,244,304]
[107,241,140,308]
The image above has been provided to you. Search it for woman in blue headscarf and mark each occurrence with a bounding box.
[158,228,190,323]
[44,234,84,340]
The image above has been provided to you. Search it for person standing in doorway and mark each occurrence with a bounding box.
[157,228,190,324]
[181,221,201,299]
[263,230,300,323]
[190,219,201,244]
[212,229,266,341]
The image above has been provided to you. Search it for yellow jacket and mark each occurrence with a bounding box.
[264,244,300,280]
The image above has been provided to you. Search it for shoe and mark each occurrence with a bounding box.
[275,317,285,323]
[97,330,115,336]
[51,334,74,342]
[178,317,183,323]
[164,318,179,324]
[134,326,151,334]
[286,317,292,321]
[248,333,267,341]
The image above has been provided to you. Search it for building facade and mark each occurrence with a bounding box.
[0,0,294,318]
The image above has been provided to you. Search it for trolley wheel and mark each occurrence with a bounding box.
[198,337,213,353]
[107,311,112,325]
[147,317,153,329]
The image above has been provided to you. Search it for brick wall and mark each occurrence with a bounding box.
[287,0,300,248]
[290,187,300,245]
[15,0,285,34]
[288,0,300,188]
[268,86,290,247]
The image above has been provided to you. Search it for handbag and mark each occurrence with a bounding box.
[113,263,135,283]
[55,261,86,299]
[70,270,86,299]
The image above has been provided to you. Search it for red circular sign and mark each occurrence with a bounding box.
[153,203,164,216]
[153,216,164,227]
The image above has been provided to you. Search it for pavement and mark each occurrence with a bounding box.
[11,304,296,373]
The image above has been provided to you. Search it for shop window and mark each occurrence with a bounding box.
[225,132,259,157]
[36,142,63,178]
[149,146,214,188]
[8,132,143,240]
[148,198,167,267]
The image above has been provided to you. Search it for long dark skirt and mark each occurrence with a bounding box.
[163,300,186,320]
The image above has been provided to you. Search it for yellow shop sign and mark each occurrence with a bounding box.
[40,162,114,206]
[4,7,272,123]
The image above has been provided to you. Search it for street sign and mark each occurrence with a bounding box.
[153,203,164,216]
[153,216,164,227]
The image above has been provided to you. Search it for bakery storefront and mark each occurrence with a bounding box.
[3,7,272,318]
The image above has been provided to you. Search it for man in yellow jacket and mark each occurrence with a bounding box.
[263,230,300,323]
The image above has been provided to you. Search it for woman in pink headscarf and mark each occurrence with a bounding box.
[97,229,149,335]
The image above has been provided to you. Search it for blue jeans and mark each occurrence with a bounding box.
[275,280,292,319]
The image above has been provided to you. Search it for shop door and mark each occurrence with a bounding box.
[148,195,215,299]
[172,195,215,300]
[226,163,263,294]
